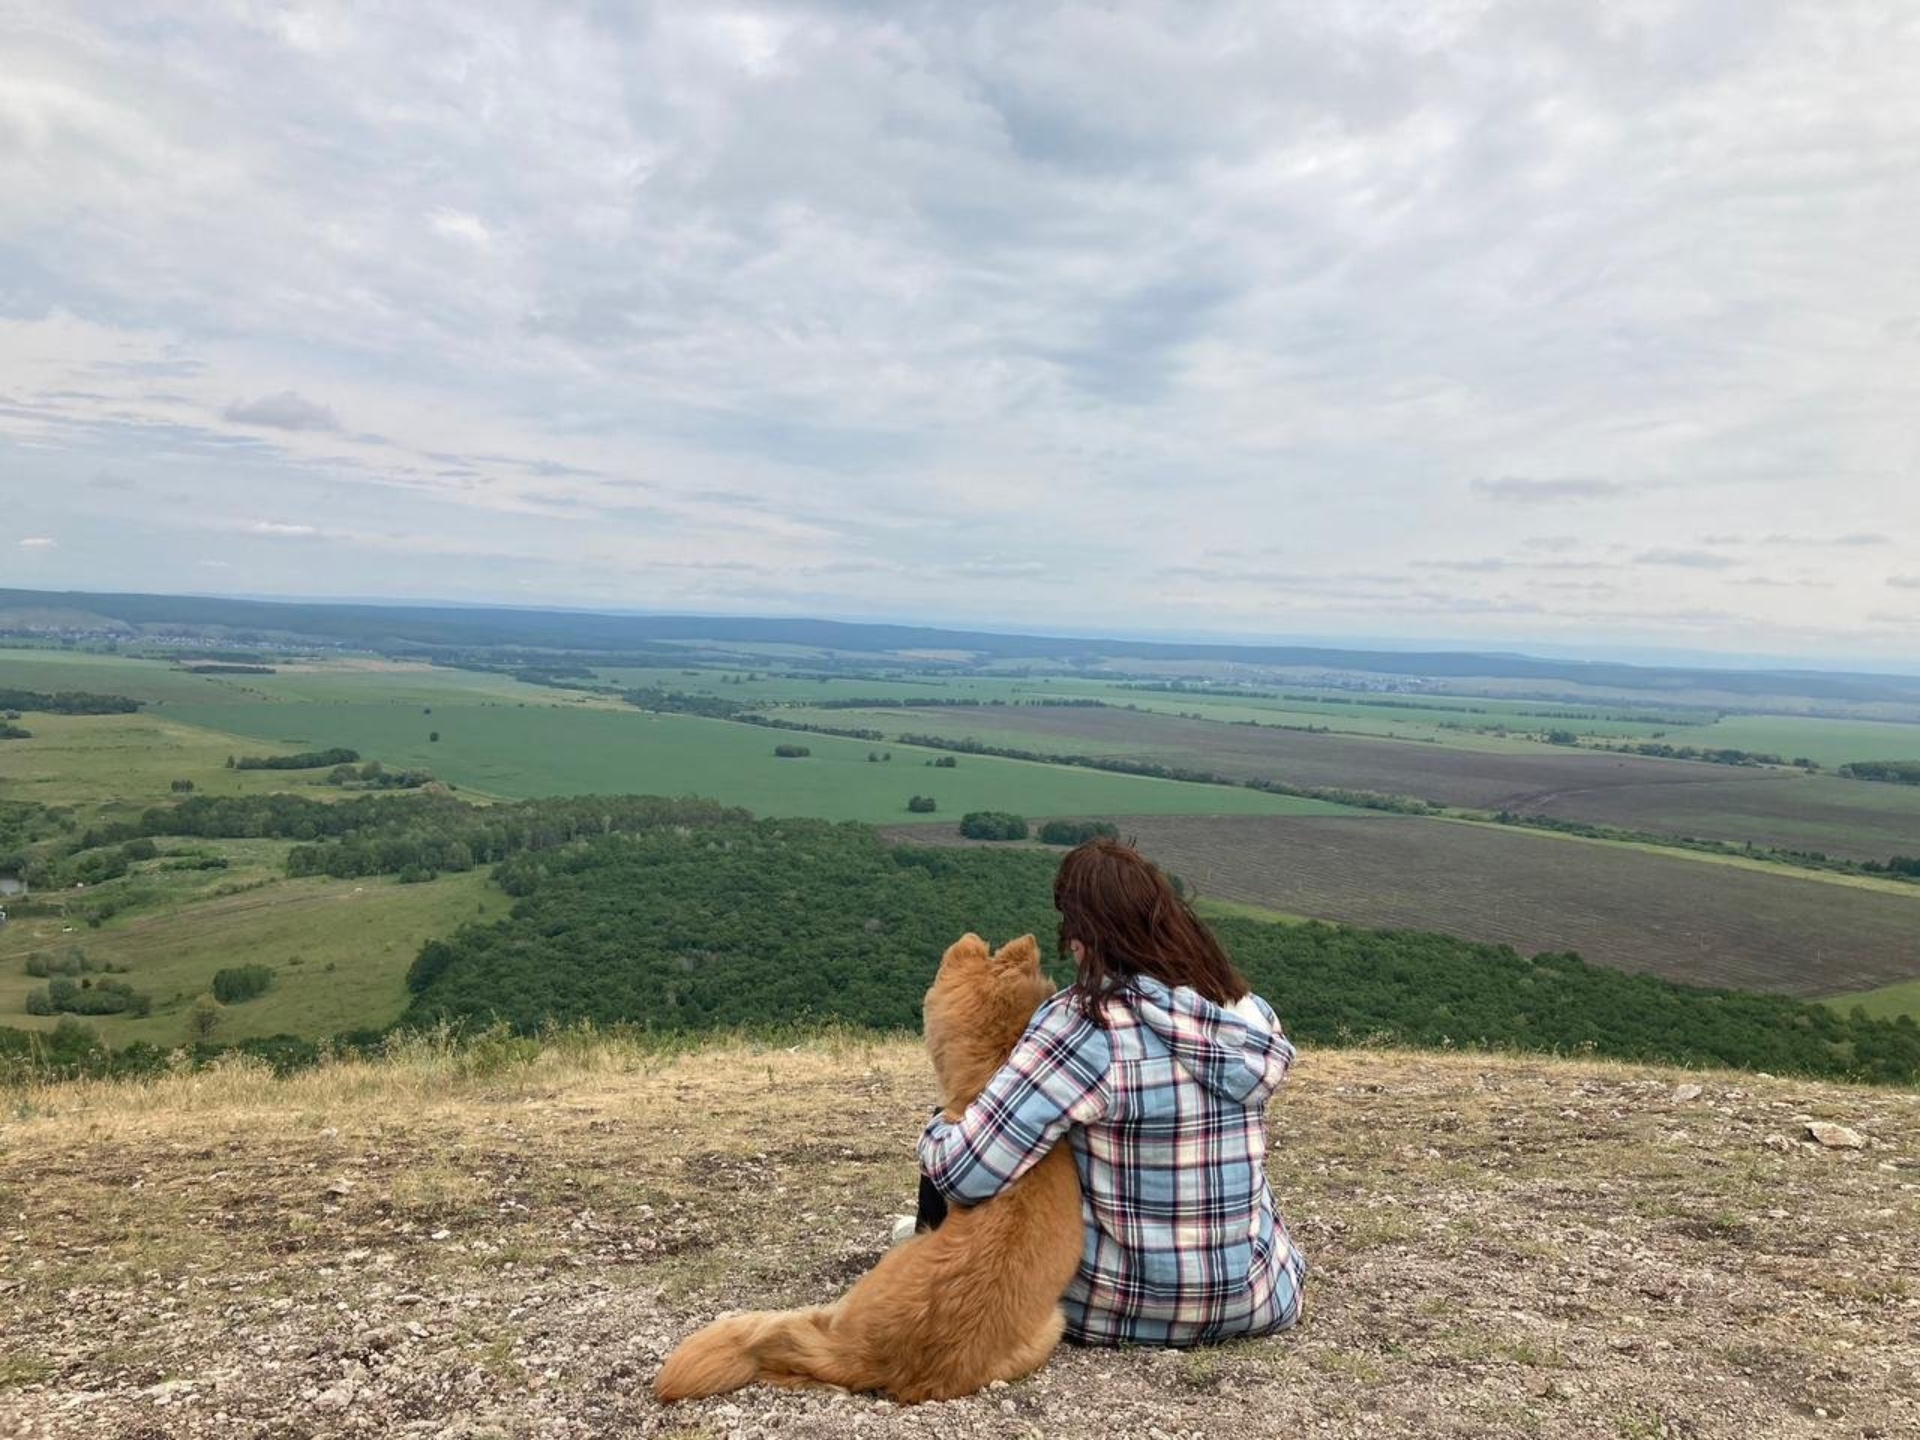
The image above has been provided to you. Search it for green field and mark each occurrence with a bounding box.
[0,712,337,817]
[1828,977,1920,1022]
[0,648,270,704]
[0,648,593,709]
[0,867,507,1045]
[160,700,1359,821]
[1684,713,1920,769]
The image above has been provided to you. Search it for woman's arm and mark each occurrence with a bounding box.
[918,997,1112,1206]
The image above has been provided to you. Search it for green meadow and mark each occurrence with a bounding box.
[0,866,507,1045]
[160,699,1359,822]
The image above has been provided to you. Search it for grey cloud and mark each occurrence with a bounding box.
[224,391,341,431]
[1889,576,1920,590]
[1472,477,1629,504]
[1760,532,1892,547]
[1634,548,1740,569]
[89,358,205,379]
[1414,558,1511,573]
[941,557,1054,579]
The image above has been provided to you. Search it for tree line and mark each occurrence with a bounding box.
[232,747,361,770]
[1840,760,1920,785]
[398,816,1920,1086]
[0,687,142,714]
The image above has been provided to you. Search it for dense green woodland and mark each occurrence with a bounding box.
[5,791,1918,1085]
[403,818,1920,1085]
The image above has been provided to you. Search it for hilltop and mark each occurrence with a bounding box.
[1,1034,1915,1439]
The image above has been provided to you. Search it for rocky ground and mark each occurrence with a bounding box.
[1,1034,1916,1439]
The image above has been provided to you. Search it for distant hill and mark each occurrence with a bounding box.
[6,585,1920,705]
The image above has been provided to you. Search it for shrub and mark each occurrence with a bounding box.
[169,778,196,793]
[773,744,812,758]
[210,965,273,1004]
[906,795,938,814]
[959,811,1029,841]
[1038,819,1120,846]
[233,748,360,771]
[189,994,222,1041]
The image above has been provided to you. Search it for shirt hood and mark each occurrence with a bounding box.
[1123,975,1295,1106]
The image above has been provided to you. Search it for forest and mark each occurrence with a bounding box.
[401,818,1920,1085]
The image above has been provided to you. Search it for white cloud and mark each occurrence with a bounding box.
[0,2,1917,661]
[16,536,57,549]
[428,209,492,247]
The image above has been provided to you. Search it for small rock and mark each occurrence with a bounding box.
[1806,1123,1866,1150]
[313,1382,355,1413]
[326,1178,358,1197]
[1671,1083,1703,1102]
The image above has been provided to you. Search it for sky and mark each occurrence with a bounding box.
[1,1,1917,663]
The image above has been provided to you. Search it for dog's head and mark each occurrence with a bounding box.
[922,932,1054,1116]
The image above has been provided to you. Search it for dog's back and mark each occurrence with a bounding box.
[654,934,1084,1404]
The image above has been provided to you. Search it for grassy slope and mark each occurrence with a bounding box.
[160,700,1357,822]
[0,711,333,816]
[1,1035,1914,1439]
[0,868,508,1044]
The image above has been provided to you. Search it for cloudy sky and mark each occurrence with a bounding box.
[2,2,1917,662]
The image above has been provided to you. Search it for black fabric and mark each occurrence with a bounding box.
[915,1171,949,1233]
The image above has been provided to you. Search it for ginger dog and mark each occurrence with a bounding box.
[654,933,1084,1404]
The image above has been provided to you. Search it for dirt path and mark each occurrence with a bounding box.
[2,1039,1916,1438]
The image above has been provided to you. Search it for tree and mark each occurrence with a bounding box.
[960,811,1028,841]
[170,778,195,793]
[429,731,441,743]
[189,993,223,1042]
[907,795,937,814]
[211,965,273,1004]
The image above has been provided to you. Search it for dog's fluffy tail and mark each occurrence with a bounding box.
[654,1304,862,1401]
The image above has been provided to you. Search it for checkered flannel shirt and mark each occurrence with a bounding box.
[919,975,1306,1346]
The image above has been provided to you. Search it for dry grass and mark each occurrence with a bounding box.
[2,1032,1917,1438]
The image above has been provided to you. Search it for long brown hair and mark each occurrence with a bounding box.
[1053,838,1248,1024]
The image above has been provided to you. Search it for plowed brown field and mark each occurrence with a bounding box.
[848,705,1920,860]
[886,815,1920,997]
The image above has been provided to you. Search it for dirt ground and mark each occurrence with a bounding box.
[2,1035,1917,1439]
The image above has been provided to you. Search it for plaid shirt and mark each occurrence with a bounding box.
[919,976,1306,1347]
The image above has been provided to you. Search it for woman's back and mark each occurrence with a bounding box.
[921,974,1306,1346]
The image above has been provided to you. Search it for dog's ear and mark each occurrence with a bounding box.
[995,934,1040,970]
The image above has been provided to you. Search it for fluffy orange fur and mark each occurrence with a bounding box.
[653,933,1084,1405]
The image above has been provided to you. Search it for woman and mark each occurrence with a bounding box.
[916,838,1307,1347]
